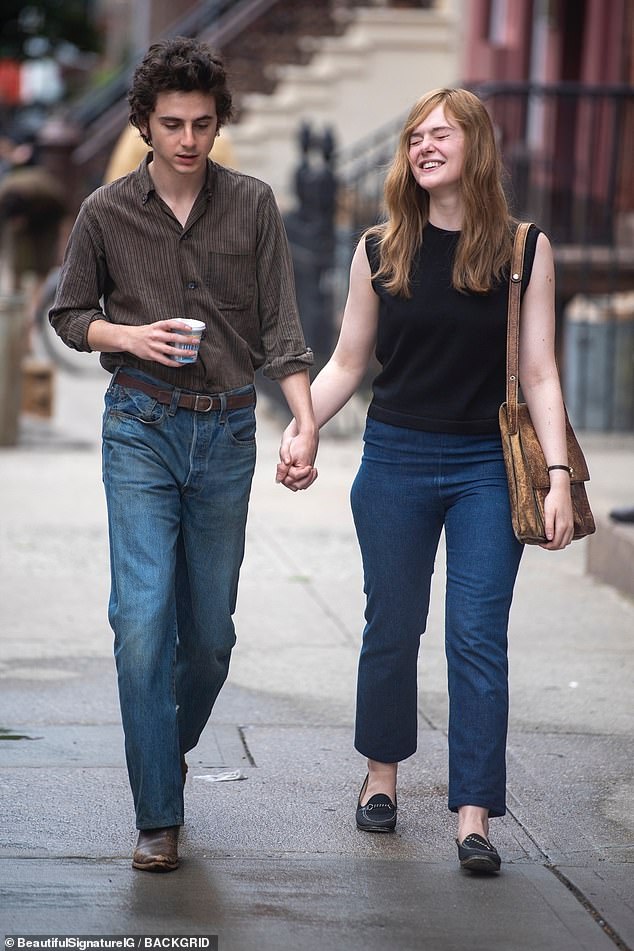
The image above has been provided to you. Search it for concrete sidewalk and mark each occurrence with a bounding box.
[1,368,633,950]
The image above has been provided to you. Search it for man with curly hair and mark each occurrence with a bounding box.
[50,37,317,872]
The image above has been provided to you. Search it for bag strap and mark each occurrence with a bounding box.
[505,222,533,434]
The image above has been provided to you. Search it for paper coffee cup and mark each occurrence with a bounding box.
[173,319,205,364]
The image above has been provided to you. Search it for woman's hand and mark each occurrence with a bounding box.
[540,472,574,550]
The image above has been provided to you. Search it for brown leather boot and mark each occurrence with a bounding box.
[132,826,180,872]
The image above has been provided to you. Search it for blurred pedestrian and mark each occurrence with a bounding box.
[278,87,573,873]
[0,131,67,289]
[50,36,317,872]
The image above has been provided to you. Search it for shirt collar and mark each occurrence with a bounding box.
[136,153,216,204]
[137,153,155,204]
[202,158,215,199]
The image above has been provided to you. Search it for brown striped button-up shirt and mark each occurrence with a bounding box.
[50,156,313,391]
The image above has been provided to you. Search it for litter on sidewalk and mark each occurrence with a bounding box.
[193,769,247,783]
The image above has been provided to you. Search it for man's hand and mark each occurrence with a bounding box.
[276,370,319,491]
[87,318,199,366]
[276,421,318,492]
[122,319,200,365]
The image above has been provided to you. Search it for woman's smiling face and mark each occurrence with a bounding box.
[407,103,465,194]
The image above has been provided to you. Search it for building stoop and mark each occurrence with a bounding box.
[587,518,634,602]
[230,3,461,208]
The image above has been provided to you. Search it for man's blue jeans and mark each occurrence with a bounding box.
[102,368,256,829]
[350,418,523,817]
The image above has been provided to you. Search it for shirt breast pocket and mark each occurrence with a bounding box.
[206,251,255,311]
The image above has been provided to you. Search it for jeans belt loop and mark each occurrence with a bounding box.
[111,366,124,391]
[168,388,180,416]
[219,392,228,423]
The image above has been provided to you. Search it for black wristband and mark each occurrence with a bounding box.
[548,465,571,474]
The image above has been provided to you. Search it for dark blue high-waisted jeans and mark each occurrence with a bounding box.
[350,417,523,817]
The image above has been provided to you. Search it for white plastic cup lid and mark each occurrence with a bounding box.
[177,319,205,332]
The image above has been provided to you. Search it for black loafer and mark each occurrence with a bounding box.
[356,775,397,832]
[456,833,501,873]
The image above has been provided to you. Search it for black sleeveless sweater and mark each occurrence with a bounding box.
[366,222,540,435]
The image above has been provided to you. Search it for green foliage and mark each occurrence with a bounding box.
[0,1,101,60]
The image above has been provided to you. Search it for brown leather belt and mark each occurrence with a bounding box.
[116,371,255,413]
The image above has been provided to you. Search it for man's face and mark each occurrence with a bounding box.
[144,90,218,179]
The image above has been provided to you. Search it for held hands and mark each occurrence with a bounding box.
[540,474,575,550]
[276,420,318,492]
[122,319,199,366]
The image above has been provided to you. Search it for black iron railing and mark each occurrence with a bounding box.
[334,81,634,252]
[470,82,633,247]
[69,0,284,174]
[70,0,277,127]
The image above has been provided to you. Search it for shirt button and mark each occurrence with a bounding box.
[187,281,197,289]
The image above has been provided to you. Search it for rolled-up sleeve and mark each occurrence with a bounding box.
[49,202,109,351]
[255,188,314,380]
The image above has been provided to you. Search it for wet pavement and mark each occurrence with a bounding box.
[1,367,633,950]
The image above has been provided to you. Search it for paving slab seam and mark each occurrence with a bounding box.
[416,704,632,949]
[237,726,257,767]
[508,729,634,737]
[547,865,633,951]
[416,704,437,731]
[504,792,633,951]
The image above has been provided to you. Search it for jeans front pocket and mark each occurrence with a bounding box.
[105,381,166,426]
[224,404,256,447]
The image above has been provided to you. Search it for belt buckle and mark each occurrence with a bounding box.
[193,394,214,413]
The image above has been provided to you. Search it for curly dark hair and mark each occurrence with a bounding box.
[128,37,233,144]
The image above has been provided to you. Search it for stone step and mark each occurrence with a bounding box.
[231,4,460,208]
[586,517,634,601]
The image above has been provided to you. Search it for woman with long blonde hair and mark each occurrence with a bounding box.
[278,88,573,873]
